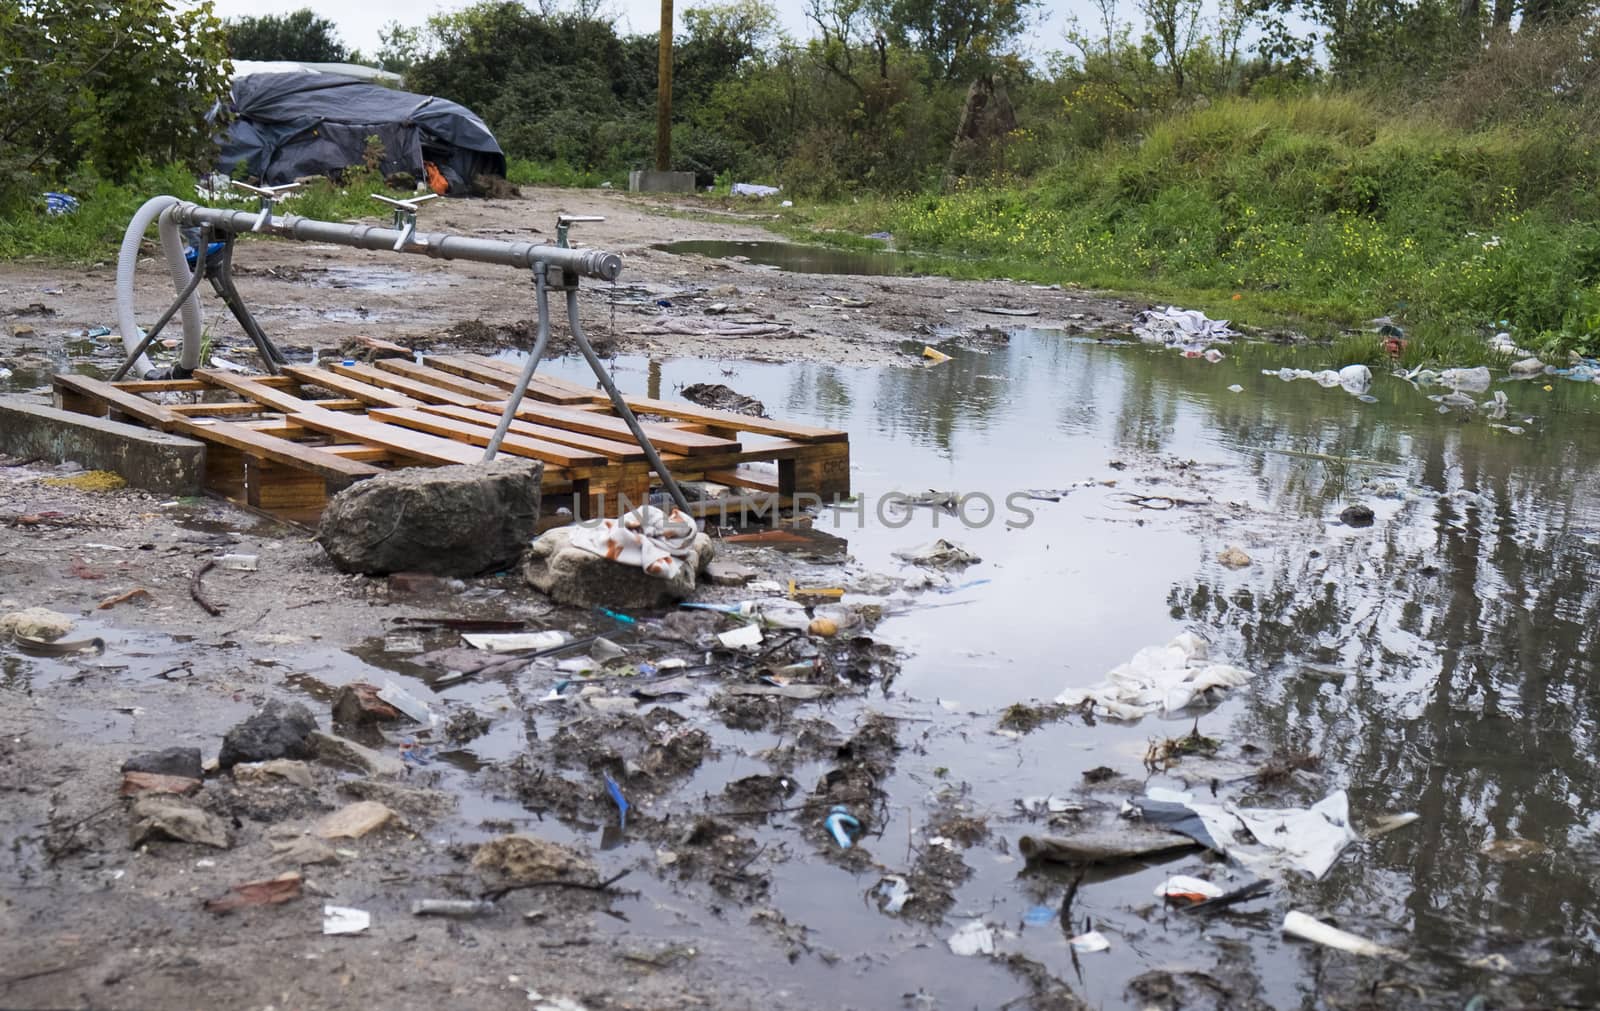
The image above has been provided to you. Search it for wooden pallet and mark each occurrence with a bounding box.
[52,353,850,524]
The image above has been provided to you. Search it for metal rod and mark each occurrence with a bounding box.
[164,203,622,281]
[482,264,552,462]
[564,287,695,517]
[111,224,211,381]
[206,235,286,372]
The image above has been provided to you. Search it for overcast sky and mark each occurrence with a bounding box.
[206,0,1117,63]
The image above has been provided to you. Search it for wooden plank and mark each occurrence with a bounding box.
[422,354,595,405]
[417,403,647,461]
[179,417,381,481]
[440,354,845,443]
[114,375,294,395]
[703,467,781,493]
[54,374,180,429]
[476,400,740,457]
[374,359,518,401]
[170,398,365,417]
[324,362,480,406]
[323,444,394,462]
[281,365,421,409]
[367,407,607,468]
[195,370,487,467]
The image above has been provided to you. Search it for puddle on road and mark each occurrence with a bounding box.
[12,329,1600,1007]
[653,239,926,276]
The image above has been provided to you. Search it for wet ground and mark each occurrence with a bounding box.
[651,240,927,276]
[6,315,1597,1008]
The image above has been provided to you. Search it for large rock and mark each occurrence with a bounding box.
[522,525,715,610]
[0,607,74,641]
[122,747,203,780]
[317,459,542,577]
[219,701,317,770]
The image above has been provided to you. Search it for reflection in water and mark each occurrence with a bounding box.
[519,332,1600,1006]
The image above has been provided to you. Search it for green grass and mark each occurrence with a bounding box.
[504,158,623,189]
[782,93,1600,364]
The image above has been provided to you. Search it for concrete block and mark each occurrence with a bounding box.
[0,396,205,495]
[629,169,697,194]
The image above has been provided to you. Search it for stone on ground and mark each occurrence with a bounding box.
[0,607,74,641]
[472,833,597,885]
[317,458,542,577]
[128,795,231,849]
[218,701,317,770]
[122,747,203,780]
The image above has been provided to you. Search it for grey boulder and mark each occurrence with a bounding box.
[317,459,542,577]
[219,701,317,770]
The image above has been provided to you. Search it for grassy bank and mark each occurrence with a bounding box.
[785,94,1600,363]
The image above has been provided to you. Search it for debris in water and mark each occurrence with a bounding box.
[892,539,980,569]
[1282,910,1400,958]
[1340,504,1376,527]
[923,346,951,364]
[824,805,861,848]
[878,875,912,913]
[411,898,495,918]
[1154,875,1225,903]
[947,919,996,957]
[1217,546,1251,568]
[1070,930,1111,953]
[604,772,629,830]
[680,382,766,417]
[1365,812,1420,839]
[1019,826,1197,866]
[1480,837,1547,863]
[1054,632,1254,719]
[1134,307,1238,347]
[1134,788,1361,879]
[377,678,439,727]
[462,631,567,652]
[718,624,763,649]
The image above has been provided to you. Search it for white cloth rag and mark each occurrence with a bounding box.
[568,506,698,580]
[1055,632,1256,719]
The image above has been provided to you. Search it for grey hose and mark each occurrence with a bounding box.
[116,196,203,378]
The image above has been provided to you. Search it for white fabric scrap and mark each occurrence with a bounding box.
[1180,789,1361,880]
[1053,633,1255,719]
[568,506,698,581]
[1133,307,1239,347]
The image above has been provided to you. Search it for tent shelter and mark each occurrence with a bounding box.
[218,72,506,194]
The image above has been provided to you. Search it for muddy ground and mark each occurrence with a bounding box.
[0,190,1138,1011]
[0,186,1139,379]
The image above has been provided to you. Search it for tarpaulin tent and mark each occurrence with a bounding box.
[218,72,506,194]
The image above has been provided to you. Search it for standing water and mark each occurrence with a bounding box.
[510,331,1600,1008]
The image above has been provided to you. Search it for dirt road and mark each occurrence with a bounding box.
[0,187,1139,380]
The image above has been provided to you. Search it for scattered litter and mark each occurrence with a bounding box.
[44,191,79,215]
[1282,910,1400,957]
[1155,875,1225,903]
[604,772,629,830]
[808,617,839,637]
[1227,384,1244,393]
[1054,632,1255,719]
[1019,826,1197,865]
[892,539,980,569]
[1365,812,1420,839]
[1263,364,1372,396]
[1022,905,1054,925]
[923,346,951,364]
[681,382,765,416]
[526,990,590,1011]
[1070,930,1111,953]
[824,805,861,848]
[1480,837,1546,862]
[1134,307,1238,347]
[218,553,258,571]
[878,875,912,913]
[974,306,1038,317]
[569,505,699,580]
[731,182,780,197]
[726,682,830,700]
[718,624,763,649]
[97,587,151,610]
[1439,366,1492,391]
[1217,546,1251,568]
[204,871,303,914]
[315,801,395,840]
[462,631,567,652]
[947,919,995,957]
[1134,788,1361,879]
[322,904,370,935]
[412,898,495,918]
[377,678,439,726]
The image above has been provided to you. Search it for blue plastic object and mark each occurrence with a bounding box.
[824,805,860,848]
[184,241,226,265]
[604,772,629,829]
[44,192,79,215]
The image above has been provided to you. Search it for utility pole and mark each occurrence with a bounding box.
[655,0,673,172]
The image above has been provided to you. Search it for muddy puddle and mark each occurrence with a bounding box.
[654,239,926,276]
[10,329,1600,1008]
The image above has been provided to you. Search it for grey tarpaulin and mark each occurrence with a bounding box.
[217,72,506,193]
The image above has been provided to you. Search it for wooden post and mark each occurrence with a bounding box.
[655,0,673,172]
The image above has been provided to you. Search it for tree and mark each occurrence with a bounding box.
[875,0,1038,80]
[376,20,424,73]
[677,1,781,100]
[1137,0,1203,92]
[226,8,347,62]
[0,0,233,183]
